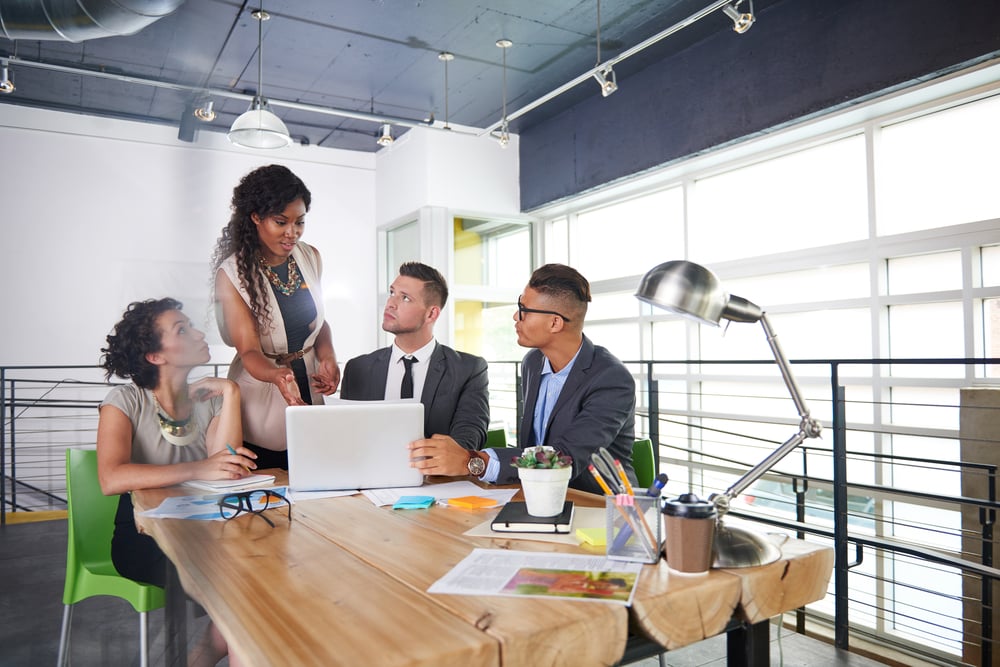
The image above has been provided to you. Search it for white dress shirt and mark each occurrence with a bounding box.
[383,339,437,400]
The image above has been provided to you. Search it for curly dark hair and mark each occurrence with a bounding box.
[100,298,183,389]
[210,164,312,333]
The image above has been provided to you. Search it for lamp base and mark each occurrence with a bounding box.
[712,519,782,568]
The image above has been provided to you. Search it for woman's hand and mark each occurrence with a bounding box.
[311,358,341,395]
[273,368,307,406]
[195,445,258,480]
[189,377,237,402]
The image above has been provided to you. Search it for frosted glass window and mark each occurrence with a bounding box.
[454,219,530,289]
[888,302,964,374]
[546,217,569,265]
[985,298,1000,377]
[585,322,640,361]
[982,245,1000,287]
[876,94,1000,235]
[690,135,868,263]
[588,292,642,320]
[386,221,420,284]
[570,188,683,282]
[887,251,961,295]
[651,320,687,360]
[724,264,870,305]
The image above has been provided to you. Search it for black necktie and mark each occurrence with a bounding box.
[400,356,418,399]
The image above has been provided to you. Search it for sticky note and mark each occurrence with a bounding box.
[446,496,499,509]
[392,495,435,510]
[576,527,607,547]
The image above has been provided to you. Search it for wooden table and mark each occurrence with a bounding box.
[132,473,833,667]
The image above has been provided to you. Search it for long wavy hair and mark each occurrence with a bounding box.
[210,165,312,333]
[100,298,183,389]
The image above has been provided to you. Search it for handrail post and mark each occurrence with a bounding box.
[514,361,523,438]
[647,361,660,476]
[832,365,849,650]
[983,465,996,667]
[1,367,6,526]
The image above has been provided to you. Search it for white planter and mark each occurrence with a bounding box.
[517,466,572,517]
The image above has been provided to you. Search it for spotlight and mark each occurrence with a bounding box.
[194,100,216,122]
[593,66,618,97]
[0,60,14,94]
[722,0,755,34]
[490,121,510,148]
[377,123,394,147]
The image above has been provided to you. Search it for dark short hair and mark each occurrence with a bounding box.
[99,298,183,389]
[528,264,592,304]
[399,262,449,308]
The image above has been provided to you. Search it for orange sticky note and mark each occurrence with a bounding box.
[447,496,499,509]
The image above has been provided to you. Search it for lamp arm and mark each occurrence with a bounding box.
[711,313,823,516]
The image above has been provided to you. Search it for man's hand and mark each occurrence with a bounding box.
[408,434,474,476]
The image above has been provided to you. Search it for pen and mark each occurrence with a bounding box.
[226,443,250,474]
[614,459,634,496]
[645,473,669,498]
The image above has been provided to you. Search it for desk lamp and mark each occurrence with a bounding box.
[635,260,823,568]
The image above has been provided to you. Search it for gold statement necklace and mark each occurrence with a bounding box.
[257,252,303,296]
[152,392,198,447]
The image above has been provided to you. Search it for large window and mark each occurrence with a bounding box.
[532,69,1000,661]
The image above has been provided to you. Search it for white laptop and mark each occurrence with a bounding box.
[285,400,425,492]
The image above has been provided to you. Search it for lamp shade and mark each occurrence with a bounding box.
[228,98,291,149]
[635,260,762,325]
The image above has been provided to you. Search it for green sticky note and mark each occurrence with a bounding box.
[393,495,435,510]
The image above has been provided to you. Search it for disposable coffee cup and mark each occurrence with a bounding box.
[661,493,717,575]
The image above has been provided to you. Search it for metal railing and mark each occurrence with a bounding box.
[4,358,999,665]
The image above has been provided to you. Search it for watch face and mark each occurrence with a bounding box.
[467,453,486,476]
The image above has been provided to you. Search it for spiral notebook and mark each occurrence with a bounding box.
[285,400,425,492]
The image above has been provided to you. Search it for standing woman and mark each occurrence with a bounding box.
[97,298,253,666]
[211,165,340,469]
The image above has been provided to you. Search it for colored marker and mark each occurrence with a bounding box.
[226,443,250,474]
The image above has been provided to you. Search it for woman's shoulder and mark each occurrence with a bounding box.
[101,383,146,415]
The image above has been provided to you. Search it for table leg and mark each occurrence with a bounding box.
[164,560,188,667]
[726,620,769,667]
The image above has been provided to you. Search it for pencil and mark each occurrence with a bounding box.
[226,443,251,474]
[588,464,614,496]
[614,459,635,496]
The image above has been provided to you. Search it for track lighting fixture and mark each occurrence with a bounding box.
[228,4,292,149]
[592,1,618,97]
[492,39,512,148]
[0,60,14,94]
[593,66,617,97]
[722,0,755,34]
[438,51,454,130]
[194,100,216,122]
[376,123,394,147]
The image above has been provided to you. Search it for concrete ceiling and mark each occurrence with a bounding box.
[0,0,775,152]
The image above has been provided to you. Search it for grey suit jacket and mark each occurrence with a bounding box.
[339,342,489,450]
[492,334,636,495]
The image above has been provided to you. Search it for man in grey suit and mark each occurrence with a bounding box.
[340,262,489,458]
[411,263,635,495]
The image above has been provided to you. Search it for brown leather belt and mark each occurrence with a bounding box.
[265,346,313,366]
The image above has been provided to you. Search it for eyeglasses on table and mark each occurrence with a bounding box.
[218,489,292,527]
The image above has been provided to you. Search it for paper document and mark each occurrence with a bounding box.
[140,486,290,521]
[428,548,642,605]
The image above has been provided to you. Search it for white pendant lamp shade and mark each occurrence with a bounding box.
[228,97,292,149]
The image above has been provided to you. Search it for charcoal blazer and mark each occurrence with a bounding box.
[339,342,489,450]
[492,334,636,495]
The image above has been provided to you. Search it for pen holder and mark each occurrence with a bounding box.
[606,494,662,563]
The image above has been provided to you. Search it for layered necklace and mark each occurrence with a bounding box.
[152,391,198,447]
[257,252,303,297]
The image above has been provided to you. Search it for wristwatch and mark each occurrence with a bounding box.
[467,451,486,477]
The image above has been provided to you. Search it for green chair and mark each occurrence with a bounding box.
[58,448,165,667]
[486,427,508,448]
[632,438,656,489]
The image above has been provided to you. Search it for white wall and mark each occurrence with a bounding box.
[0,105,377,368]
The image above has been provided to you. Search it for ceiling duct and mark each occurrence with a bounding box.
[0,0,185,42]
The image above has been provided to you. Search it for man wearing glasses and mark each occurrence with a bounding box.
[410,263,636,495]
[340,262,490,456]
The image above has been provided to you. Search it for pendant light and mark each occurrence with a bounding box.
[0,60,14,94]
[228,4,291,149]
[491,39,512,148]
[592,0,618,97]
[438,51,454,130]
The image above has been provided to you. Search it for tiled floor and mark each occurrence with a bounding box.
[0,517,888,666]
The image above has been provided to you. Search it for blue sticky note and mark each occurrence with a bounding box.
[393,495,435,510]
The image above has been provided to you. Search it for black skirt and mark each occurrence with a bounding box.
[111,493,167,588]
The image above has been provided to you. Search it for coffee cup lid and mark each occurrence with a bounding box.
[661,492,717,519]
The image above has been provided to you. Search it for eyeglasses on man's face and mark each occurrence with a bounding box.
[517,297,571,322]
[219,489,292,527]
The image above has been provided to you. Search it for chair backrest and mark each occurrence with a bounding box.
[632,439,655,489]
[486,428,508,448]
[66,448,118,570]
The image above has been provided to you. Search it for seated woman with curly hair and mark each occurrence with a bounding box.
[98,297,255,666]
